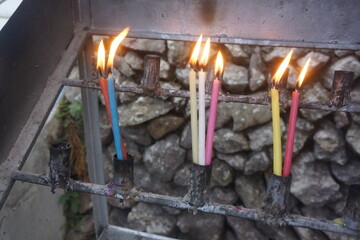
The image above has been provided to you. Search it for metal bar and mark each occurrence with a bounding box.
[79,37,109,237]
[100,225,178,240]
[63,79,360,113]
[12,170,360,236]
[89,28,360,51]
[0,28,88,210]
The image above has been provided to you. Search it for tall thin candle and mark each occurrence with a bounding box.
[188,35,202,164]
[271,49,293,176]
[198,38,210,166]
[283,58,311,177]
[205,51,224,166]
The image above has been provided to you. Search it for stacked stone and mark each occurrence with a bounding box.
[64,38,360,240]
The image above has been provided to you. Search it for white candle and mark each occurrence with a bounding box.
[198,70,206,166]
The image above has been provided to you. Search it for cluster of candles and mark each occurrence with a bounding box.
[96,27,130,161]
[187,36,311,178]
[96,29,311,178]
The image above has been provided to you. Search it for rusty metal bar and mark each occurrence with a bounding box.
[63,78,360,113]
[141,55,161,96]
[12,170,360,236]
[329,71,354,107]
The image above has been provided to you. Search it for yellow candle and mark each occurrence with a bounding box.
[189,69,198,164]
[271,88,282,176]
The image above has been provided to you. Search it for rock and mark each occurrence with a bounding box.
[160,58,170,79]
[225,44,251,59]
[143,134,185,181]
[331,160,360,185]
[334,50,352,57]
[290,152,341,206]
[334,112,349,129]
[122,124,153,146]
[313,121,347,165]
[256,222,299,240]
[351,112,360,125]
[124,51,144,70]
[225,231,237,240]
[180,122,192,149]
[177,212,224,240]
[297,51,330,70]
[325,232,359,240]
[322,56,360,89]
[118,80,139,104]
[162,206,181,216]
[299,82,331,121]
[134,164,186,196]
[235,173,266,208]
[293,227,328,240]
[127,203,176,236]
[213,128,249,154]
[264,47,306,62]
[109,207,130,228]
[114,56,135,77]
[222,63,249,93]
[227,216,267,240]
[346,123,360,155]
[285,65,300,89]
[210,159,235,187]
[216,100,272,131]
[248,120,285,151]
[167,40,192,67]
[119,96,174,126]
[173,163,191,187]
[175,68,190,87]
[350,81,360,103]
[209,187,238,205]
[244,151,271,175]
[123,38,166,54]
[147,115,184,139]
[249,47,266,91]
[216,152,247,171]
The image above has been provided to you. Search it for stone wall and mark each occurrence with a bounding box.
[66,37,360,240]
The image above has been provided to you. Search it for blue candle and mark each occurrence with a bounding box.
[107,77,124,160]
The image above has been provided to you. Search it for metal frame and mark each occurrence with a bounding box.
[1,0,360,239]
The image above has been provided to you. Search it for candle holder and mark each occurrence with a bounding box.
[343,185,360,230]
[112,154,134,192]
[49,142,71,193]
[188,163,212,207]
[263,172,292,217]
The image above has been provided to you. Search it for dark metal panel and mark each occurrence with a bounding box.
[0,0,74,164]
[88,0,360,50]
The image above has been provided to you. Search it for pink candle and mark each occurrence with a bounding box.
[205,51,224,166]
[282,91,299,177]
[282,58,311,176]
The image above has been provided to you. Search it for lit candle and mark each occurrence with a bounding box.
[283,58,311,177]
[96,27,130,160]
[271,49,293,176]
[198,38,210,166]
[205,51,224,166]
[188,35,202,164]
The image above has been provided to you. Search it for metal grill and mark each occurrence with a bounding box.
[1,0,360,239]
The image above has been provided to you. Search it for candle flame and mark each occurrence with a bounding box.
[272,49,293,85]
[97,40,106,76]
[215,51,224,78]
[199,37,211,69]
[297,57,311,88]
[189,34,203,67]
[106,27,130,71]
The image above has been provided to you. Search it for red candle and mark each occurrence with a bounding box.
[283,58,311,177]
